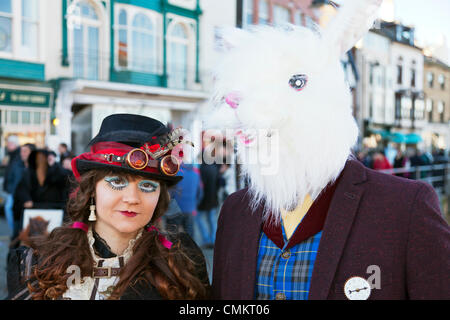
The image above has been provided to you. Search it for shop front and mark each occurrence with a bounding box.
[0,80,53,159]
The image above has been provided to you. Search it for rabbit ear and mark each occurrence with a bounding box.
[323,0,383,56]
[215,26,252,52]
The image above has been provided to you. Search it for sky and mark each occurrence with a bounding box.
[337,0,450,63]
[393,0,450,46]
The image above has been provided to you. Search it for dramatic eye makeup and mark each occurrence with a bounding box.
[104,176,129,191]
[138,180,159,193]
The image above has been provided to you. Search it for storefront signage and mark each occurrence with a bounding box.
[0,88,51,108]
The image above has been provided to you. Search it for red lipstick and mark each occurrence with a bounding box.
[120,211,138,217]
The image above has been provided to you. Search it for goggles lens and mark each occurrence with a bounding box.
[127,149,148,170]
[160,155,180,176]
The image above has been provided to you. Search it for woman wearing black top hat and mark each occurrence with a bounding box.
[6,114,210,300]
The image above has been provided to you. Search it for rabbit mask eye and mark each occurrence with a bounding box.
[289,74,308,91]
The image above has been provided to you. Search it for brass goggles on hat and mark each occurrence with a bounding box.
[102,148,180,176]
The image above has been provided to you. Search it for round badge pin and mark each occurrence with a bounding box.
[344,276,371,300]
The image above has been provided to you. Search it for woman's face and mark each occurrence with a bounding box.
[94,174,161,234]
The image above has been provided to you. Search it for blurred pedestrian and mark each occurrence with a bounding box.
[20,143,36,168]
[431,149,448,189]
[47,150,58,168]
[58,142,71,165]
[197,162,220,248]
[167,163,202,238]
[372,151,393,171]
[218,163,236,205]
[12,149,67,240]
[393,149,410,179]
[2,135,23,237]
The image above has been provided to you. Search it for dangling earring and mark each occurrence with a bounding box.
[88,197,97,221]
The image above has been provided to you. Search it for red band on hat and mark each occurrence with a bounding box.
[72,141,183,179]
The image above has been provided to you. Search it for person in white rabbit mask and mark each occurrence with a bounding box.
[208,0,450,300]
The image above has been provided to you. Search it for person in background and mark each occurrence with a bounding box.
[20,144,36,169]
[47,150,58,168]
[12,149,67,240]
[197,161,220,249]
[393,149,410,179]
[168,162,203,239]
[58,143,71,165]
[372,151,393,171]
[3,135,23,238]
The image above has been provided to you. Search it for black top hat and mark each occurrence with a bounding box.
[73,114,183,185]
[88,113,170,147]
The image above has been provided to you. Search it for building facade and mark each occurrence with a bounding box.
[0,0,53,158]
[355,21,427,152]
[1,0,219,157]
[423,56,450,151]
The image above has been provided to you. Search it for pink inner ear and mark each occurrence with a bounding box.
[224,91,241,109]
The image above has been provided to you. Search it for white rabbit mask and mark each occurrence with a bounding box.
[206,0,382,223]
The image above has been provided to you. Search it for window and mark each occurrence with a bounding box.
[395,93,402,120]
[114,5,162,74]
[69,1,101,80]
[168,23,188,89]
[397,65,402,85]
[258,0,269,25]
[131,13,156,72]
[273,5,290,26]
[0,0,40,59]
[437,101,445,123]
[401,96,411,119]
[166,15,196,89]
[410,68,415,87]
[414,99,424,120]
[438,74,445,90]
[0,0,12,53]
[21,0,39,59]
[426,98,433,122]
[117,10,127,67]
[427,72,434,88]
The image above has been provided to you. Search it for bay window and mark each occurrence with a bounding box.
[114,5,162,74]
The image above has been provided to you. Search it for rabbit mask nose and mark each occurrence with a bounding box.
[224,91,241,109]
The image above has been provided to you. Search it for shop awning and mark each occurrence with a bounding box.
[370,129,391,138]
[388,132,406,143]
[386,132,423,144]
[404,133,423,144]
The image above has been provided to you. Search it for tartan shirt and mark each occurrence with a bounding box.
[255,225,322,300]
[254,176,341,300]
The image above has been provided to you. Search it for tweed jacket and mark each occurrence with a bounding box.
[212,160,450,299]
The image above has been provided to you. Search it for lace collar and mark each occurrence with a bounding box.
[87,227,143,263]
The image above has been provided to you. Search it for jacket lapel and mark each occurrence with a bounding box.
[308,160,367,299]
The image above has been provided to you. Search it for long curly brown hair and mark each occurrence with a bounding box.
[26,168,209,300]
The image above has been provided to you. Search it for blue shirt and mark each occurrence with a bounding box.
[255,223,322,300]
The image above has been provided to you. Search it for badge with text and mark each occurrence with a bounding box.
[344,276,371,300]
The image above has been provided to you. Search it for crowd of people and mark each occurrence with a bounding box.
[356,146,449,183]
[2,136,75,242]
